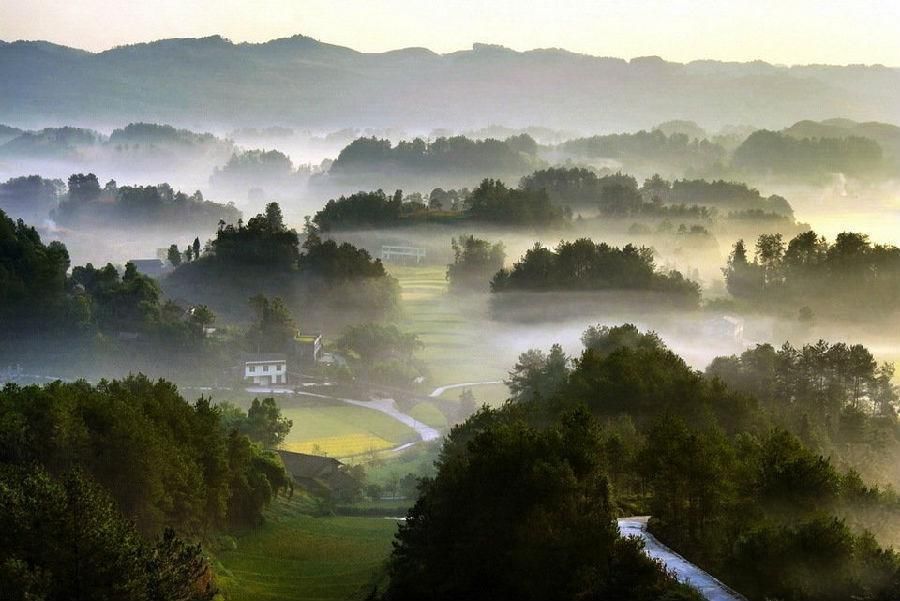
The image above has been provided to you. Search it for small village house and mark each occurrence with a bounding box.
[243,353,288,386]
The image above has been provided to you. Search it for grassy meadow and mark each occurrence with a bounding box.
[387,263,511,404]
[214,495,399,601]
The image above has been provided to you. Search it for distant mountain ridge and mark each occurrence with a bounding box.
[1,34,898,131]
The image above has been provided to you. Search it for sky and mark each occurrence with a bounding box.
[0,0,898,66]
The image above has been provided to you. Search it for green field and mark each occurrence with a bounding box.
[407,401,449,428]
[215,495,399,601]
[388,264,511,395]
[279,401,417,458]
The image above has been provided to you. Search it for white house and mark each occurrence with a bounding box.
[243,354,288,386]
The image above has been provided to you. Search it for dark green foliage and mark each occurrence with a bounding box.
[445,234,505,292]
[383,407,695,601]
[491,238,700,306]
[162,204,399,323]
[311,178,565,231]
[0,209,84,338]
[246,295,297,353]
[220,397,293,448]
[507,344,570,402]
[0,376,289,534]
[0,466,216,601]
[466,178,568,226]
[313,189,403,232]
[210,202,299,267]
[298,232,389,280]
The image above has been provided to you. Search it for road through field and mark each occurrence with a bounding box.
[618,517,746,601]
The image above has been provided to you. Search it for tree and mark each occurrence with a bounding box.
[246,295,297,353]
[192,237,201,260]
[507,344,570,402]
[383,408,690,601]
[446,235,505,292]
[167,244,182,267]
[189,304,215,336]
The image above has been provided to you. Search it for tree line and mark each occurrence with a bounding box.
[0,375,293,600]
[724,230,900,317]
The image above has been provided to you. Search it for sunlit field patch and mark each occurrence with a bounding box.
[280,405,417,458]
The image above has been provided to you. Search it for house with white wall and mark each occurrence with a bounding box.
[243,354,288,386]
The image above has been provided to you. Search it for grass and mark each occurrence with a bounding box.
[407,401,448,429]
[387,264,511,387]
[214,495,399,601]
[279,403,417,458]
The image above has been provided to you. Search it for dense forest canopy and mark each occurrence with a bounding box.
[161,202,399,324]
[0,375,292,600]
[384,324,900,601]
[312,178,568,231]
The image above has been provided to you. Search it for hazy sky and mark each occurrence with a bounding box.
[0,0,898,66]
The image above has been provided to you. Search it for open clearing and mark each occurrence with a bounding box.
[215,495,399,601]
[279,403,417,458]
[388,264,511,394]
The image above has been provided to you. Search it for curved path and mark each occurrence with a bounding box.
[293,390,441,444]
[618,517,745,601]
[428,380,503,398]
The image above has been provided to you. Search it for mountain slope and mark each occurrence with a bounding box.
[1,35,898,131]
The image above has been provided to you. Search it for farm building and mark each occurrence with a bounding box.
[277,450,359,497]
[243,353,288,386]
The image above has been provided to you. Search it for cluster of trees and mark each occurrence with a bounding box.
[210,148,305,191]
[334,323,425,387]
[54,173,240,227]
[311,178,566,232]
[708,341,896,442]
[382,406,701,601]
[558,126,888,182]
[381,324,900,601]
[490,239,700,306]
[733,130,883,178]
[0,174,65,222]
[520,167,793,220]
[0,208,215,355]
[328,134,539,176]
[465,178,568,226]
[560,129,726,174]
[162,203,399,324]
[0,376,293,599]
[445,235,505,292]
[724,231,900,316]
[109,122,229,152]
